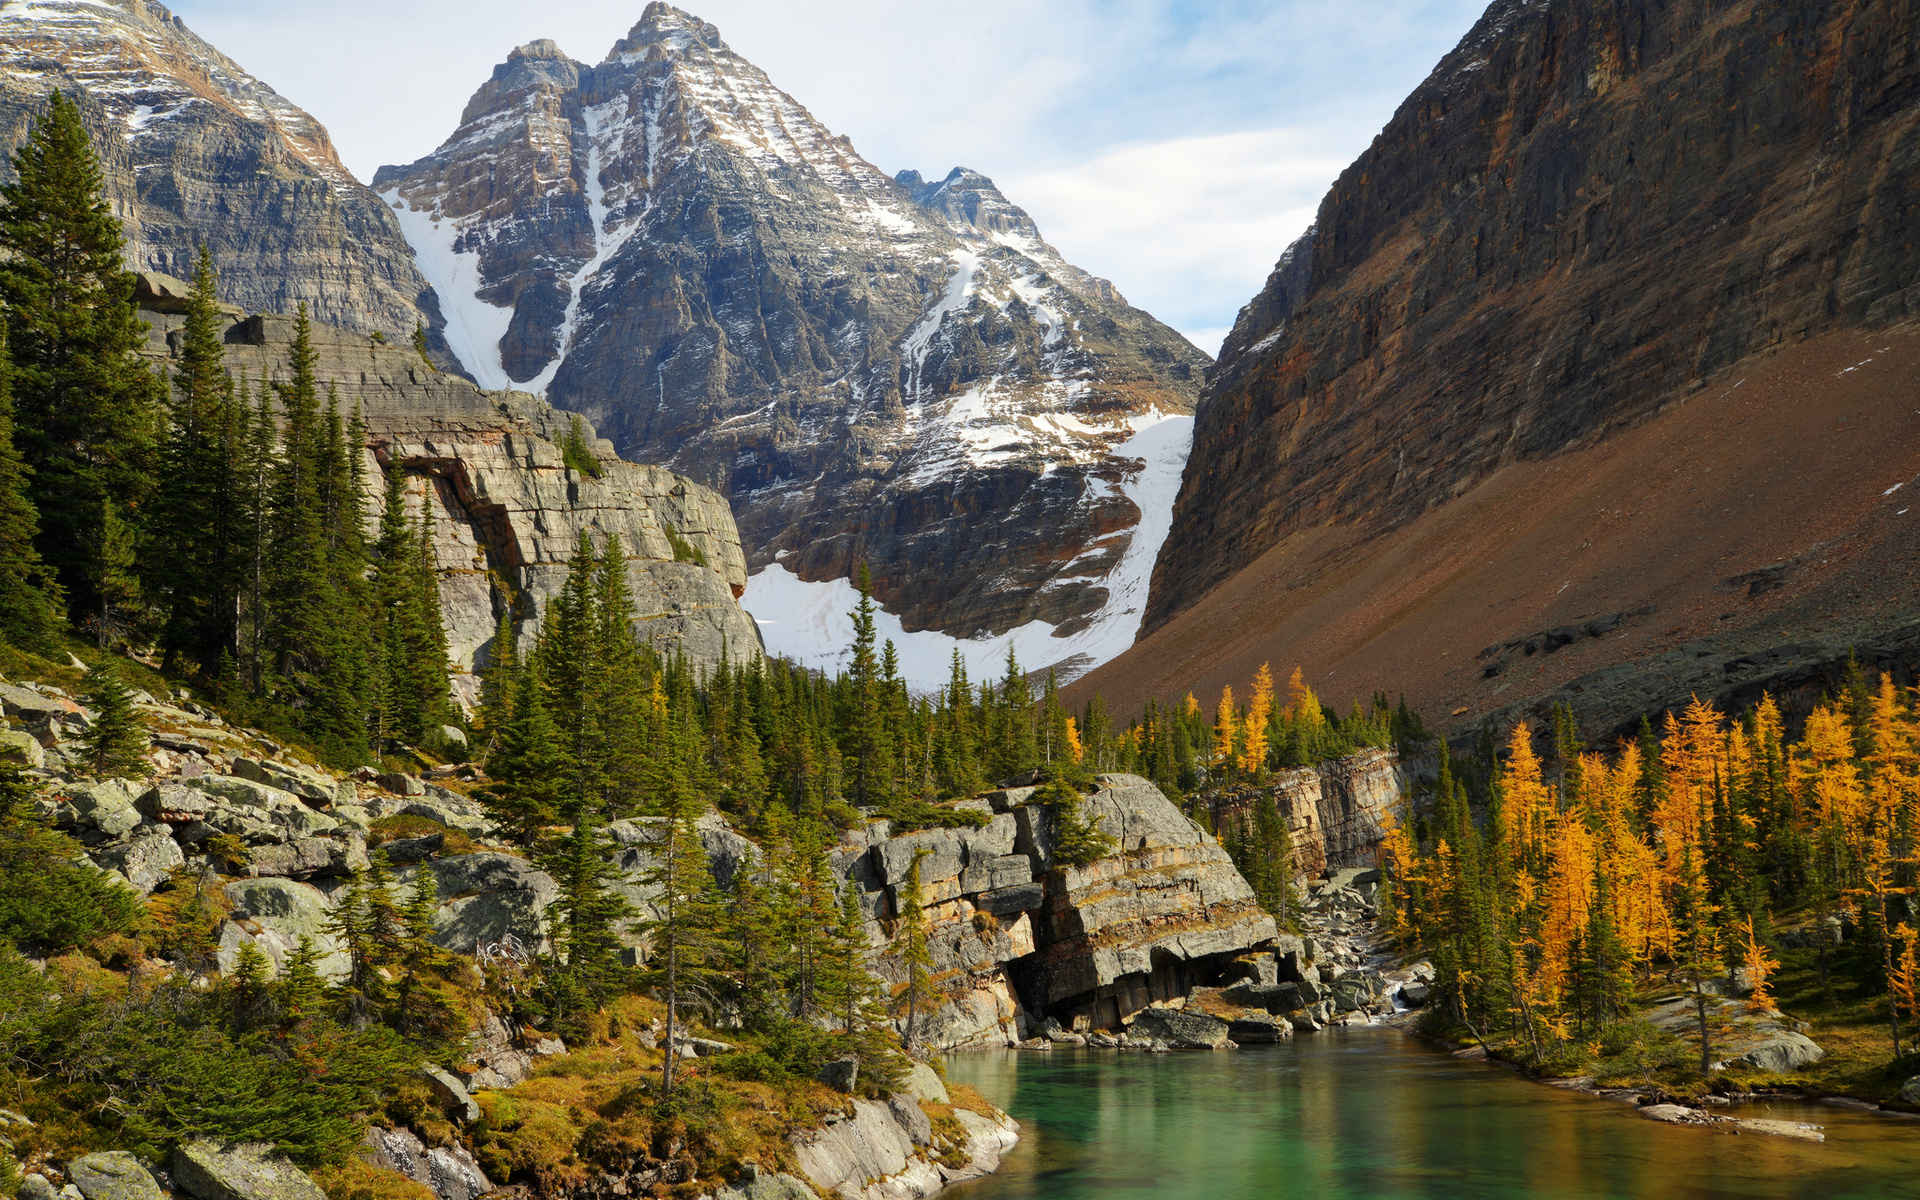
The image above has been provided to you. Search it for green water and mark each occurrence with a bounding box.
[942,1028,1920,1200]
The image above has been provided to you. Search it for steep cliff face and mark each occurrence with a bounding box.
[1147,0,1920,633]
[0,0,447,347]
[134,295,760,703]
[374,4,1207,654]
[836,774,1279,1049]
[1206,748,1399,879]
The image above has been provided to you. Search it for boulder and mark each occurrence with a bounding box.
[712,1175,815,1200]
[380,833,445,863]
[1222,980,1301,1014]
[974,882,1045,916]
[420,1066,481,1123]
[194,775,297,811]
[243,839,338,879]
[1901,1076,1920,1105]
[0,731,44,769]
[171,1141,326,1200]
[95,831,184,892]
[902,1061,949,1105]
[1732,1031,1826,1074]
[1227,1013,1293,1043]
[362,1128,492,1200]
[137,784,215,823]
[887,1093,931,1146]
[411,853,558,953]
[219,877,351,979]
[1399,982,1431,1007]
[377,772,425,797]
[0,684,71,720]
[1127,1007,1230,1049]
[68,1152,164,1200]
[817,1059,858,1093]
[20,1176,56,1200]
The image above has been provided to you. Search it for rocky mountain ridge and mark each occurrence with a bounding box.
[0,0,448,347]
[1147,0,1920,633]
[374,3,1210,659]
[131,281,762,701]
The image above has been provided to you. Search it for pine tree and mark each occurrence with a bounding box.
[845,564,894,811]
[265,304,329,694]
[278,934,328,1027]
[0,90,163,627]
[389,866,464,1045]
[477,602,518,748]
[0,324,59,649]
[1044,770,1117,866]
[76,661,149,778]
[826,883,903,1091]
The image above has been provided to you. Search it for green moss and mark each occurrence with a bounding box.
[662,523,708,568]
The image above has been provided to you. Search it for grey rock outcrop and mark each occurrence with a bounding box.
[218,877,352,980]
[1205,748,1398,878]
[171,1141,326,1200]
[374,4,1207,652]
[362,1129,492,1200]
[790,1096,1018,1200]
[67,1153,164,1200]
[0,0,447,348]
[848,773,1277,1048]
[1128,1008,1231,1050]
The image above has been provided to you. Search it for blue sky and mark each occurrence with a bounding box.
[169,0,1489,354]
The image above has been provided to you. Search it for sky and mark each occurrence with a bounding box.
[168,0,1489,355]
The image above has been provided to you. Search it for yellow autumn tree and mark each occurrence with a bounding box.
[1241,663,1275,774]
[1213,686,1237,770]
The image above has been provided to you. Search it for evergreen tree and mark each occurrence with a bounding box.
[844,564,894,812]
[1042,770,1116,866]
[635,780,724,1096]
[264,305,329,694]
[480,656,566,846]
[76,661,149,778]
[893,850,937,1058]
[477,602,518,748]
[155,246,240,673]
[0,90,163,627]
[389,866,464,1045]
[826,884,903,1091]
[0,325,59,649]
[537,813,636,1037]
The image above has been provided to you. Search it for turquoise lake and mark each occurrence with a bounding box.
[942,1028,1920,1200]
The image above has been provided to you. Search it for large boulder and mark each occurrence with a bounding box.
[1732,1031,1826,1074]
[171,1141,326,1200]
[410,853,558,953]
[1901,1076,1920,1105]
[1127,1007,1231,1049]
[902,1062,948,1105]
[0,731,44,769]
[218,877,351,979]
[94,831,184,893]
[68,1152,164,1200]
[193,775,298,811]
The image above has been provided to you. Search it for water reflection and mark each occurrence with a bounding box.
[943,1027,1920,1200]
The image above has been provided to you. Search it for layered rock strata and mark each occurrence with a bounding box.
[1205,747,1399,878]
[375,4,1207,645]
[1148,0,1920,633]
[0,0,448,349]
[837,773,1280,1047]
[133,291,761,704]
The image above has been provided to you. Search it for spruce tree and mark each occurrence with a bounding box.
[844,564,894,812]
[827,884,903,1091]
[477,602,517,747]
[537,813,636,1037]
[156,246,240,673]
[635,780,724,1096]
[0,325,60,649]
[76,661,150,779]
[594,535,651,819]
[0,90,162,628]
[480,657,565,845]
[893,849,937,1058]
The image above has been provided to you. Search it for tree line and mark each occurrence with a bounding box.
[1385,670,1920,1077]
[0,92,454,765]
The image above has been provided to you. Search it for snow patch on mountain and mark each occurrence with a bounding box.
[380,191,513,390]
[745,412,1192,690]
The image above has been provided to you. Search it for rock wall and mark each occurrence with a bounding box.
[1207,748,1400,879]
[134,297,761,704]
[840,774,1278,1048]
[1147,0,1920,633]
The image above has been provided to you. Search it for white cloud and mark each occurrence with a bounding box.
[165,0,1489,337]
[1002,128,1347,354]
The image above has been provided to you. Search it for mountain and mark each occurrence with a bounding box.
[372,5,1209,671]
[1072,0,1920,735]
[0,0,446,346]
